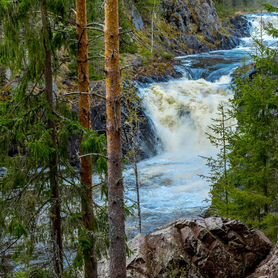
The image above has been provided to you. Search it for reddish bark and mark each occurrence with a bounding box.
[76,0,97,277]
[105,0,127,277]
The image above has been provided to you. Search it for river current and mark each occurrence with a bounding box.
[125,13,278,236]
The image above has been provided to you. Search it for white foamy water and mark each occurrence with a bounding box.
[125,13,278,235]
[241,14,278,48]
[141,76,232,154]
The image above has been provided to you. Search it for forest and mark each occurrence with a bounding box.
[0,0,278,277]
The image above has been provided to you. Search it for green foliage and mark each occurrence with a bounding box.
[215,0,266,18]
[264,3,278,13]
[261,214,278,241]
[202,104,234,215]
[135,0,161,16]
[207,20,278,241]
[139,48,153,63]
[81,130,108,177]
[228,46,278,235]
[15,268,51,278]
[8,220,28,238]
[0,0,109,274]
[114,0,140,55]
[81,131,106,155]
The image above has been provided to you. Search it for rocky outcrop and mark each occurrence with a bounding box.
[91,81,160,160]
[126,1,144,31]
[230,15,252,38]
[160,0,245,54]
[99,217,272,278]
[248,245,278,278]
[162,0,221,38]
[123,1,252,80]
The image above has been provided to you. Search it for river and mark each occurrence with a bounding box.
[125,13,278,236]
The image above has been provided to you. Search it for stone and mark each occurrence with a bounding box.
[160,0,249,53]
[98,217,272,278]
[90,81,160,161]
[248,244,278,278]
[131,2,144,31]
[230,15,252,38]
[0,167,7,178]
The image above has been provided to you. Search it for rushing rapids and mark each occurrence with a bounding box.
[125,14,278,236]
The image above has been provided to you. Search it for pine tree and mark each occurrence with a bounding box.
[105,0,127,277]
[76,0,98,277]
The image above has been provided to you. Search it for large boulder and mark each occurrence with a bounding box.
[99,217,272,278]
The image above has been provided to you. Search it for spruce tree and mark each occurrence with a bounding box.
[207,11,278,239]
[105,0,127,277]
[41,0,63,274]
[202,104,234,216]
[228,45,278,232]
[0,0,84,274]
[0,0,110,275]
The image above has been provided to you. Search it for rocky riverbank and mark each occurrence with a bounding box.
[122,0,251,82]
[129,0,251,54]
[99,217,276,278]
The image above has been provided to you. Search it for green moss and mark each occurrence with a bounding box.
[139,47,153,63]
[15,269,51,278]
[156,19,180,40]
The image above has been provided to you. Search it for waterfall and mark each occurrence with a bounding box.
[141,76,232,156]
[242,13,278,48]
[126,13,278,236]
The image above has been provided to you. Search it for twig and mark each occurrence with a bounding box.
[79,153,107,159]
[61,91,106,100]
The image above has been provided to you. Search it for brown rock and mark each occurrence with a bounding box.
[98,217,272,278]
[248,244,278,278]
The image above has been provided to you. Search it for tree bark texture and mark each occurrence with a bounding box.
[76,1,97,277]
[41,1,63,277]
[105,0,127,277]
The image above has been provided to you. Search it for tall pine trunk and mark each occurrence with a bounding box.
[105,1,126,277]
[41,0,63,276]
[76,1,97,277]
